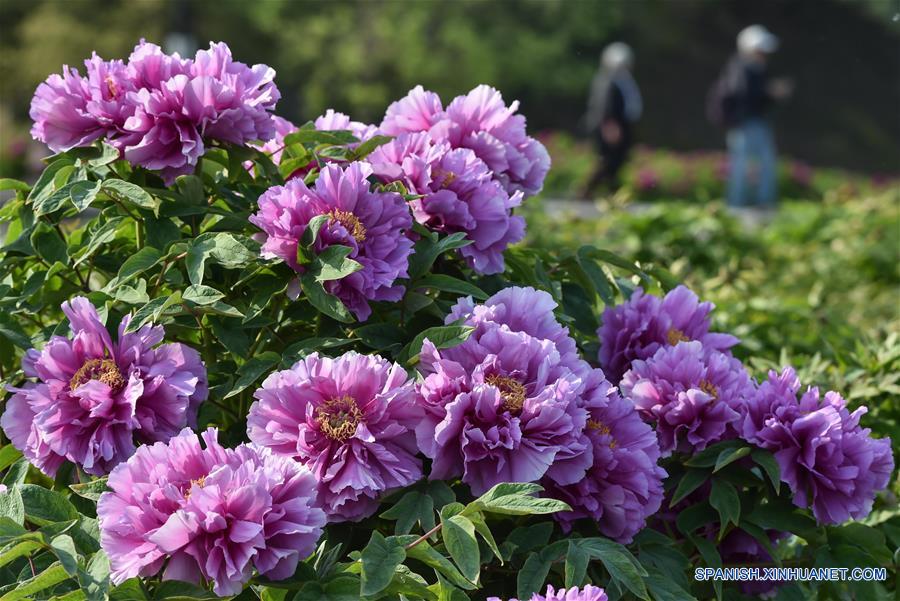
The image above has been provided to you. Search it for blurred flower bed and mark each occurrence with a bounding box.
[523,190,900,462]
[537,131,900,201]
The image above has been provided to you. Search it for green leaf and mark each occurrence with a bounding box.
[0,314,32,350]
[70,180,102,212]
[751,448,781,493]
[224,352,281,399]
[182,285,226,306]
[19,484,79,526]
[115,247,163,286]
[353,323,406,351]
[0,179,30,192]
[669,469,708,507]
[124,292,182,333]
[517,552,552,599]
[310,245,363,282]
[0,486,24,526]
[407,231,472,280]
[413,274,489,300]
[469,483,570,516]
[0,446,23,472]
[564,540,589,588]
[300,274,354,323]
[442,514,480,582]
[69,478,109,502]
[28,158,74,208]
[34,182,79,216]
[72,217,124,267]
[713,445,751,472]
[406,325,475,364]
[380,491,434,535]
[684,440,743,468]
[401,538,476,590]
[187,232,257,286]
[576,246,616,305]
[49,535,78,576]
[710,479,740,537]
[78,550,110,601]
[580,538,650,600]
[0,562,69,601]
[644,567,699,601]
[30,223,69,265]
[360,531,406,596]
[0,540,43,568]
[284,129,358,147]
[297,214,330,264]
[101,179,159,215]
[349,135,393,160]
[2,458,29,488]
[468,512,502,563]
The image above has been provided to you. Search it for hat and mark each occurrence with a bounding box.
[737,25,779,54]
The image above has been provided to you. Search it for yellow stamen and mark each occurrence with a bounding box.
[327,209,366,243]
[667,328,690,346]
[316,396,364,442]
[699,379,719,399]
[70,359,126,392]
[588,419,618,448]
[485,374,527,415]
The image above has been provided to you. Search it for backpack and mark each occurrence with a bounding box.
[706,67,738,128]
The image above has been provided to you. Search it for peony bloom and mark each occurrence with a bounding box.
[445,287,584,376]
[488,584,608,601]
[30,40,280,184]
[247,351,422,522]
[1,297,207,476]
[416,321,590,495]
[619,341,753,456]
[370,132,525,274]
[249,161,413,321]
[739,368,894,524]
[253,115,299,165]
[542,370,666,543]
[597,285,740,384]
[442,85,551,197]
[98,428,325,596]
[380,85,550,197]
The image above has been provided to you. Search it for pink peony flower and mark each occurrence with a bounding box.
[247,351,423,522]
[98,428,325,595]
[248,161,414,321]
[1,297,207,476]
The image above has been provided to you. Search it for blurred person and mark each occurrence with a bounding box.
[710,25,793,208]
[582,42,643,198]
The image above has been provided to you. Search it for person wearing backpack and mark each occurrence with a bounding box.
[710,25,793,209]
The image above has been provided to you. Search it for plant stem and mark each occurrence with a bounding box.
[405,523,442,550]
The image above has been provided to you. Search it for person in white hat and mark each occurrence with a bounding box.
[582,42,643,197]
[711,25,793,208]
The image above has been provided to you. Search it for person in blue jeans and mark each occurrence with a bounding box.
[719,25,793,207]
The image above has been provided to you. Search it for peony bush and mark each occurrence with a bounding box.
[0,40,895,601]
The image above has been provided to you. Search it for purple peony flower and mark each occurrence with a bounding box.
[597,285,740,384]
[443,85,551,197]
[30,40,280,184]
[248,161,414,321]
[380,85,550,197]
[416,321,590,495]
[445,286,584,375]
[247,351,423,522]
[370,132,525,274]
[98,428,325,596]
[253,115,299,166]
[620,341,753,456]
[380,85,445,137]
[488,584,608,601]
[542,370,666,543]
[1,297,207,476]
[739,368,894,524]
